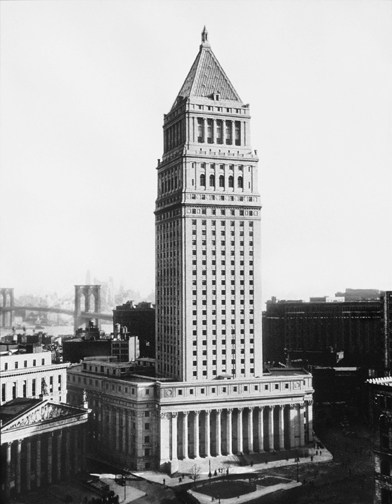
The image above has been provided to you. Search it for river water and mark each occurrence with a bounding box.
[0,323,114,339]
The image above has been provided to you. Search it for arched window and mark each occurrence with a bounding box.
[209,175,215,187]
[238,176,243,189]
[200,174,206,186]
[219,175,225,188]
[381,460,390,476]
[228,176,234,188]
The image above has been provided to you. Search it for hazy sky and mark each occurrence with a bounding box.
[1,0,391,305]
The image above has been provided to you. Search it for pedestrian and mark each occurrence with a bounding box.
[250,461,253,467]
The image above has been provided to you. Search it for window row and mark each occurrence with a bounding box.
[197,118,242,146]
[199,174,243,188]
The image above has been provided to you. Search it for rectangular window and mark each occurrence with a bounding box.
[216,119,223,144]
[197,118,204,143]
[207,119,213,143]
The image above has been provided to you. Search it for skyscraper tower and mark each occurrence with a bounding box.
[156,27,262,382]
[68,30,314,474]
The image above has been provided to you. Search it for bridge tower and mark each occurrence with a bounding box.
[74,285,101,333]
[0,288,14,328]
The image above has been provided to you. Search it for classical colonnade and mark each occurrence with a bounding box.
[160,401,313,463]
[2,425,86,499]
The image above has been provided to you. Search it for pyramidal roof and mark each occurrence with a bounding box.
[171,27,242,110]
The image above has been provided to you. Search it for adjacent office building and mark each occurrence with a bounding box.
[263,297,382,369]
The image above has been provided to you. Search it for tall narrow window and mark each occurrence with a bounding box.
[209,174,215,187]
[225,121,232,145]
[235,121,241,146]
[197,118,204,143]
[228,176,234,188]
[200,174,206,186]
[238,176,243,189]
[219,175,225,188]
[207,119,213,144]
[216,120,223,144]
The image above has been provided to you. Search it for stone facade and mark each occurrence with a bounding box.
[66,28,314,474]
[0,397,89,501]
[1,349,68,405]
[67,360,313,471]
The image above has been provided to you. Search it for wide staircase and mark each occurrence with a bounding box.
[172,448,311,477]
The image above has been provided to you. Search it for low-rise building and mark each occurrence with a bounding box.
[112,301,155,358]
[1,347,68,405]
[367,377,392,504]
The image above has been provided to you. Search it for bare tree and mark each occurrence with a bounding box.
[189,464,202,486]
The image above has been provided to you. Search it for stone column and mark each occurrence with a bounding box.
[237,408,243,454]
[47,433,53,484]
[226,409,233,455]
[115,408,120,452]
[65,429,71,477]
[183,412,189,459]
[128,411,133,455]
[205,410,211,458]
[159,413,171,464]
[26,438,31,491]
[56,431,62,480]
[299,404,305,446]
[248,407,254,453]
[215,409,222,456]
[73,428,79,474]
[99,402,104,444]
[16,439,22,494]
[82,424,87,471]
[36,436,42,487]
[307,400,314,442]
[279,405,285,450]
[257,406,264,452]
[122,409,127,453]
[171,413,178,460]
[194,411,200,458]
[289,405,296,449]
[5,442,11,498]
[108,407,114,448]
[268,406,275,452]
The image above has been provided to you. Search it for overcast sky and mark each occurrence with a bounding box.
[0,0,391,305]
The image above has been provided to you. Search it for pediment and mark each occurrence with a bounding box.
[1,401,85,432]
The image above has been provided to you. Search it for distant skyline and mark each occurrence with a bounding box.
[1,0,391,305]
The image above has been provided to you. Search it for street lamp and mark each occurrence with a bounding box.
[208,459,212,481]
[296,455,299,483]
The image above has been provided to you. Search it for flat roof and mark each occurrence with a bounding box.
[0,398,42,424]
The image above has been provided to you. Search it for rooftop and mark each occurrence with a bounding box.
[0,397,42,424]
[171,27,242,110]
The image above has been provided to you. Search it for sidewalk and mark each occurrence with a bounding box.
[135,441,333,490]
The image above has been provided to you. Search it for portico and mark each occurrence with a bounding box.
[158,395,314,467]
[0,398,89,500]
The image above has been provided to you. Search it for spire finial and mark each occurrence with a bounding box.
[201,26,210,48]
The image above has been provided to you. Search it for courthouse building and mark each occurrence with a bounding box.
[0,348,89,500]
[67,28,314,473]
